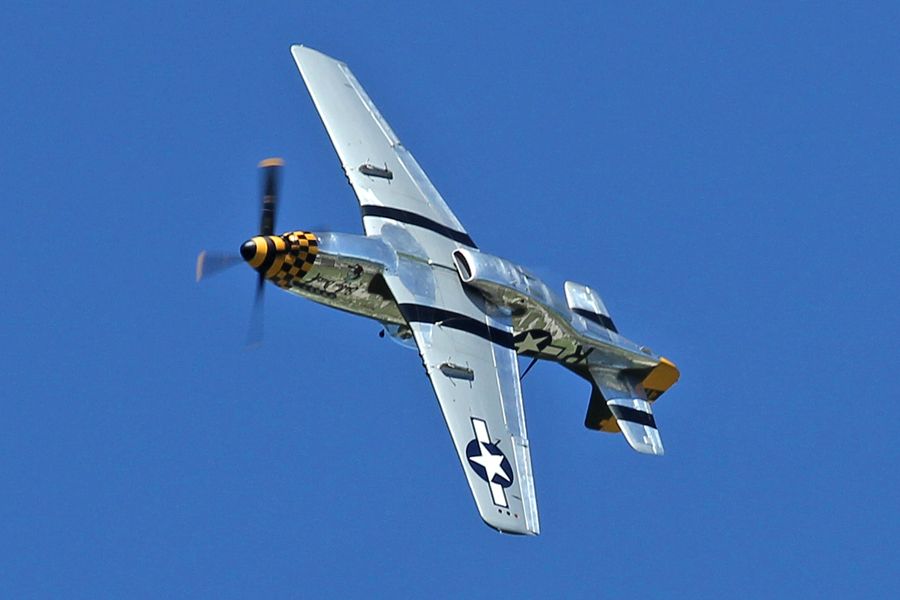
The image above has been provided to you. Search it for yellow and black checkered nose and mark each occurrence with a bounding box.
[240,231,319,286]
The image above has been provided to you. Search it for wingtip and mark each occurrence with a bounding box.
[478,510,540,537]
[290,44,344,66]
[291,44,315,56]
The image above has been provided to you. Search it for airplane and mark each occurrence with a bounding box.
[197,45,680,536]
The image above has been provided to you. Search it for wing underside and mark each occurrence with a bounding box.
[385,263,540,535]
[293,45,539,534]
[292,45,474,264]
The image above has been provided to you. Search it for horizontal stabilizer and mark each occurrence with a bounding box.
[589,368,665,456]
[607,398,664,456]
[564,281,617,332]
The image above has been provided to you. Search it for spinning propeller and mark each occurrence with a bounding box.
[196,157,285,346]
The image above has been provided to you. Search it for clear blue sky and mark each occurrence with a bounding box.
[3,2,899,598]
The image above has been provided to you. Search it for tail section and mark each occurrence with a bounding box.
[565,282,679,455]
[642,357,680,401]
[584,384,620,433]
[588,368,665,456]
[606,398,664,456]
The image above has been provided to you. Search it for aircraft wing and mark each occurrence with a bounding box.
[292,45,475,265]
[294,45,538,533]
[383,263,540,535]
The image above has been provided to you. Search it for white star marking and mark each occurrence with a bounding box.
[470,442,510,484]
[516,331,545,354]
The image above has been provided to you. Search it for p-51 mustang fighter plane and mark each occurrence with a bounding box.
[197,46,679,536]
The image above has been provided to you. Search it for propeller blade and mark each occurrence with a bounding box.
[247,157,284,347]
[256,271,266,299]
[195,251,243,282]
[202,158,286,347]
[246,273,266,348]
[258,157,283,237]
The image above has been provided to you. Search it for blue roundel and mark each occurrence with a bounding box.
[465,439,514,488]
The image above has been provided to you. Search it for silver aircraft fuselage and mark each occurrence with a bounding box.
[283,231,659,374]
